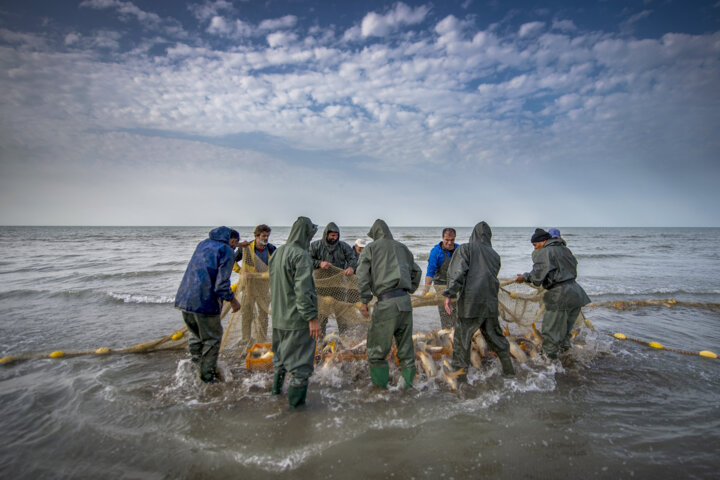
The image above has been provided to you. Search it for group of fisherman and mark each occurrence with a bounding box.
[174,218,590,408]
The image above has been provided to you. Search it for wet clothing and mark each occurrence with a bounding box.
[522,236,591,358]
[182,311,223,382]
[427,242,458,328]
[441,222,511,372]
[356,220,422,386]
[452,316,512,374]
[175,226,236,382]
[236,239,274,343]
[309,222,357,271]
[269,217,319,392]
[175,227,236,315]
[442,222,501,319]
[309,222,359,336]
[426,242,457,285]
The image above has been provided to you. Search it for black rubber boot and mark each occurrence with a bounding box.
[288,385,308,408]
[271,370,285,395]
[498,352,515,376]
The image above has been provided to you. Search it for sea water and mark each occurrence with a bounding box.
[0,226,719,478]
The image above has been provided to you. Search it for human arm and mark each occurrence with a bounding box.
[441,246,468,299]
[355,247,373,304]
[293,252,319,324]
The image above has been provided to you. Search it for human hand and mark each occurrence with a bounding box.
[320,261,332,269]
[343,267,354,276]
[360,303,370,318]
[308,318,322,340]
[444,297,452,315]
[230,297,241,312]
[515,274,524,283]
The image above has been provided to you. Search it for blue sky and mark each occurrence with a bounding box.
[0,0,719,227]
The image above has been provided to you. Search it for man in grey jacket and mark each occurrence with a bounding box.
[442,222,514,378]
[309,222,359,336]
[516,228,591,359]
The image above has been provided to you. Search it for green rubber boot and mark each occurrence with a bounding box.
[498,352,515,377]
[271,370,285,395]
[287,385,308,408]
[401,367,416,388]
[369,366,390,389]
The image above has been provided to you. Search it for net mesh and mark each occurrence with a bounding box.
[4,263,717,365]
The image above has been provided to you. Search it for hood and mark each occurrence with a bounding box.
[367,219,393,241]
[322,221,340,251]
[208,226,231,244]
[544,237,565,248]
[469,221,492,247]
[287,216,318,248]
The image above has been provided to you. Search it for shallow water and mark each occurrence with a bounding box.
[1,226,719,478]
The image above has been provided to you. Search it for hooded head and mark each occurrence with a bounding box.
[287,216,318,248]
[368,219,393,241]
[208,226,232,244]
[322,222,340,250]
[469,221,492,246]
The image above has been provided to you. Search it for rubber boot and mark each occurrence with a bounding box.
[271,370,285,395]
[401,367,416,388]
[498,352,515,376]
[369,366,390,389]
[288,385,308,408]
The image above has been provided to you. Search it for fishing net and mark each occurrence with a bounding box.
[3,263,717,365]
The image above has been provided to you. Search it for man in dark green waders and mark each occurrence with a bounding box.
[269,217,322,408]
[516,228,591,359]
[356,219,422,388]
[442,222,514,379]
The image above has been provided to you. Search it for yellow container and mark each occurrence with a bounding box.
[246,343,274,370]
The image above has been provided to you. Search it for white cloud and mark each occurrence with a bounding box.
[518,21,545,38]
[259,15,298,31]
[356,2,430,38]
[188,0,233,21]
[1,6,719,225]
[80,0,162,25]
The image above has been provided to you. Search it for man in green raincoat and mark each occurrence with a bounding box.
[269,217,322,407]
[309,222,359,336]
[516,228,591,359]
[442,222,514,378]
[356,219,422,388]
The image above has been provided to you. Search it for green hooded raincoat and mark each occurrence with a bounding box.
[356,219,422,386]
[269,217,319,390]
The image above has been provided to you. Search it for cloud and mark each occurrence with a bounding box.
[188,0,234,21]
[1,3,719,225]
[80,0,162,25]
[345,2,429,39]
[518,21,545,38]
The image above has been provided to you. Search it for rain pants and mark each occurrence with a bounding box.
[356,219,422,386]
[175,226,236,382]
[269,217,319,389]
[442,222,511,372]
[522,237,591,358]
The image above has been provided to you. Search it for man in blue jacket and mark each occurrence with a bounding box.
[175,226,241,383]
[422,228,459,328]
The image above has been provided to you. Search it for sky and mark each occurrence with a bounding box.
[0,0,719,227]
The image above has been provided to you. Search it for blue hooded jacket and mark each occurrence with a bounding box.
[175,226,236,315]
